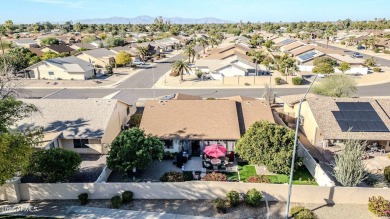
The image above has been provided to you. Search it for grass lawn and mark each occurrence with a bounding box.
[265,166,317,185]
[225,172,239,181]
[237,165,257,182]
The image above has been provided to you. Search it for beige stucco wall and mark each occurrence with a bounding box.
[223,76,269,85]
[29,63,65,80]
[60,139,103,154]
[294,102,321,145]
[29,63,92,80]
[8,182,389,205]
[76,53,108,67]
[101,102,132,154]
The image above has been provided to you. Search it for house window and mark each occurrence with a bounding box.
[163,140,173,149]
[49,142,55,149]
[127,106,130,115]
[48,71,54,76]
[73,139,89,148]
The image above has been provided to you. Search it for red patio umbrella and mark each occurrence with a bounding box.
[203,144,227,158]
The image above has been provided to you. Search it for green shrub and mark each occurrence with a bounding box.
[214,198,227,214]
[160,171,187,182]
[202,172,227,181]
[295,209,318,219]
[275,77,282,85]
[290,206,305,217]
[78,193,88,205]
[384,166,390,182]
[368,196,390,217]
[384,50,390,54]
[122,191,133,203]
[373,67,381,72]
[340,41,346,45]
[373,47,380,53]
[245,188,262,207]
[28,148,81,183]
[129,113,142,128]
[111,195,122,209]
[206,97,216,100]
[247,175,271,183]
[292,77,303,85]
[226,190,239,207]
[195,70,203,79]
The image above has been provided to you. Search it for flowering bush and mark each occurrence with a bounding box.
[247,175,271,183]
[202,172,227,181]
[160,171,188,182]
[368,196,390,217]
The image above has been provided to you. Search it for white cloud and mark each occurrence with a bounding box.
[27,0,84,8]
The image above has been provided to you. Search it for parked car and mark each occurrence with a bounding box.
[132,61,145,65]
[317,74,325,78]
[357,45,365,50]
[352,52,363,58]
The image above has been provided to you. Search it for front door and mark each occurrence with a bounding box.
[192,141,200,156]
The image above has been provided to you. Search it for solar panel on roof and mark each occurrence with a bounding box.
[333,102,389,132]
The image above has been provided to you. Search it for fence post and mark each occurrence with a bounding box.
[4,177,22,203]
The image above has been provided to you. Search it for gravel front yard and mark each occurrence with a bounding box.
[21,154,106,183]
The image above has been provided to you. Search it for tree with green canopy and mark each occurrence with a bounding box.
[107,128,164,173]
[312,75,357,97]
[235,120,300,174]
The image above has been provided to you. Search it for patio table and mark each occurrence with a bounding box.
[210,158,221,165]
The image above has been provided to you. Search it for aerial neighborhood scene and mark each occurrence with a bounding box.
[1,0,390,218]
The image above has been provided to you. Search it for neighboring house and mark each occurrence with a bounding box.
[295,49,368,74]
[281,94,390,152]
[280,41,306,52]
[70,43,98,50]
[109,46,138,56]
[76,48,116,67]
[28,47,44,57]
[11,38,39,48]
[25,56,95,80]
[139,94,275,155]
[17,98,133,154]
[196,44,268,79]
[41,44,75,55]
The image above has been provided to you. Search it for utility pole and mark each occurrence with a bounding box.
[285,74,318,219]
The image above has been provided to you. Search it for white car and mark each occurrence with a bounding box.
[317,74,325,78]
[132,61,145,65]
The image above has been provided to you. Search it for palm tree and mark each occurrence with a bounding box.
[137,46,149,61]
[197,37,209,54]
[209,37,218,48]
[171,59,190,81]
[247,50,265,76]
[182,45,195,63]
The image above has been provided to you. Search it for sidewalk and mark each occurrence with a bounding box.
[0,204,218,219]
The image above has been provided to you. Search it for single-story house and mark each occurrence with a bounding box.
[41,44,75,55]
[139,94,275,155]
[17,98,132,154]
[281,94,390,152]
[76,48,116,67]
[11,38,39,48]
[25,56,95,80]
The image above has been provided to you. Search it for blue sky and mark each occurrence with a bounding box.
[1,0,389,23]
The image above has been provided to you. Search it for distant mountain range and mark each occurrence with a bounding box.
[74,16,233,24]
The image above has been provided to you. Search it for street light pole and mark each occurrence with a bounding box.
[285,74,318,219]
